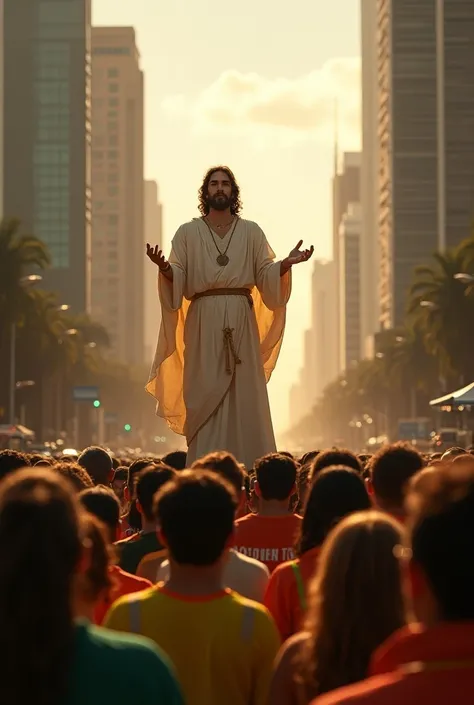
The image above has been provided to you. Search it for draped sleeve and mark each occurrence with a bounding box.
[146,226,190,435]
[251,224,292,381]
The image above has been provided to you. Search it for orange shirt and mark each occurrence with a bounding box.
[311,622,474,705]
[234,513,302,573]
[94,565,152,625]
[264,546,320,640]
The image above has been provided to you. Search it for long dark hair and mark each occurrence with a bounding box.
[198,165,243,216]
[296,466,371,556]
[0,468,83,705]
[299,511,406,697]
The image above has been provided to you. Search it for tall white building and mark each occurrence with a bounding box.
[360,0,380,351]
[339,204,362,370]
[144,180,163,363]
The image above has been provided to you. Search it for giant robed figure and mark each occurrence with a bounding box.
[146,167,313,470]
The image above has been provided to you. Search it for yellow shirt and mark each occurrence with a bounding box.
[104,585,280,705]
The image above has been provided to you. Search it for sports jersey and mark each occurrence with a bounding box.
[234,513,303,572]
[104,585,280,705]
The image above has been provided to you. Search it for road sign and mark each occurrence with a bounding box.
[73,386,100,402]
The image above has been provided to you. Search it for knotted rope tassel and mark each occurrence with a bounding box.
[223,327,241,374]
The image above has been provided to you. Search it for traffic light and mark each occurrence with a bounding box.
[124,423,132,432]
[93,399,101,408]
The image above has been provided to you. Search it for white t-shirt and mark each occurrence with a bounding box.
[156,548,270,603]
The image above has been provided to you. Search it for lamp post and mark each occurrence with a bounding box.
[9,275,42,424]
[56,327,78,437]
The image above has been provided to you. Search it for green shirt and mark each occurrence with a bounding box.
[65,621,183,705]
[116,531,164,575]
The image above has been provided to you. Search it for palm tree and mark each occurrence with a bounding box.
[408,244,474,384]
[0,218,50,329]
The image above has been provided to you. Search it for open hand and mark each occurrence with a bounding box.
[284,240,314,267]
[146,243,169,270]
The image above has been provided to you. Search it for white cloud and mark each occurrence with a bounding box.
[161,57,361,146]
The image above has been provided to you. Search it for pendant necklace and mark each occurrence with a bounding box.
[204,216,239,266]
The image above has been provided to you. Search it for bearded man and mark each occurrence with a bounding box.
[146,166,313,469]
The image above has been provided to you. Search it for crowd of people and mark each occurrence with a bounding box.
[0,440,473,704]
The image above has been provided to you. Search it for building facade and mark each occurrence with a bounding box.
[360,0,380,353]
[91,27,144,364]
[3,0,92,312]
[377,0,474,328]
[144,180,163,364]
[332,152,361,373]
[339,204,362,371]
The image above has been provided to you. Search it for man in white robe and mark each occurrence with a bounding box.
[146,166,313,470]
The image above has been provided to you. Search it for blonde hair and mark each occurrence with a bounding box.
[299,510,406,697]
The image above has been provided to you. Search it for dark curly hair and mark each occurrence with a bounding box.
[198,165,242,216]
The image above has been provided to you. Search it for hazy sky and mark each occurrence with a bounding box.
[92,0,361,435]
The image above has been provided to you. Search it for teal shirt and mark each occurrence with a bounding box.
[65,621,183,705]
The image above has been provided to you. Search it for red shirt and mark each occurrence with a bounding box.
[234,513,302,573]
[312,622,474,705]
[264,546,321,640]
[94,565,152,625]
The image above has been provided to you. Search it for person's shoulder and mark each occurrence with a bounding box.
[270,558,296,580]
[175,218,202,236]
[240,218,264,235]
[235,512,256,526]
[115,565,152,590]
[115,532,141,548]
[229,590,276,626]
[78,620,167,666]
[311,673,403,705]
[231,548,270,577]
[78,622,183,700]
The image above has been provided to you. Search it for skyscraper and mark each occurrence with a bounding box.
[3,0,92,313]
[339,204,362,370]
[377,0,474,328]
[311,259,339,396]
[144,180,163,363]
[91,27,144,364]
[332,151,361,372]
[360,0,380,352]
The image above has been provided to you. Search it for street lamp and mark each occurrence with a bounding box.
[9,275,43,424]
[57,304,70,312]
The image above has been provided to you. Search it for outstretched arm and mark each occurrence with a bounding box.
[280,240,314,276]
[146,243,173,282]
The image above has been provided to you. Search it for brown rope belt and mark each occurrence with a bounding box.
[191,288,253,374]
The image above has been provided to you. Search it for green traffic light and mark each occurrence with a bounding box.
[124,423,131,432]
[93,400,101,408]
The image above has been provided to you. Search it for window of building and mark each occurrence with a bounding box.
[108,172,119,183]
[108,83,119,93]
[108,150,118,160]
[108,135,118,146]
[108,186,118,196]
[107,68,119,78]
[109,99,119,107]
[108,215,118,226]
[108,121,118,131]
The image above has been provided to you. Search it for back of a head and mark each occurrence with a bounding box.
[52,462,94,494]
[79,486,120,542]
[136,464,176,522]
[311,449,362,479]
[370,442,424,510]
[154,470,238,565]
[254,453,298,501]
[0,468,82,705]
[441,447,467,462]
[297,466,371,555]
[192,451,245,497]
[407,463,474,620]
[0,450,30,482]
[127,457,154,492]
[77,446,112,486]
[162,450,187,471]
[304,510,405,694]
